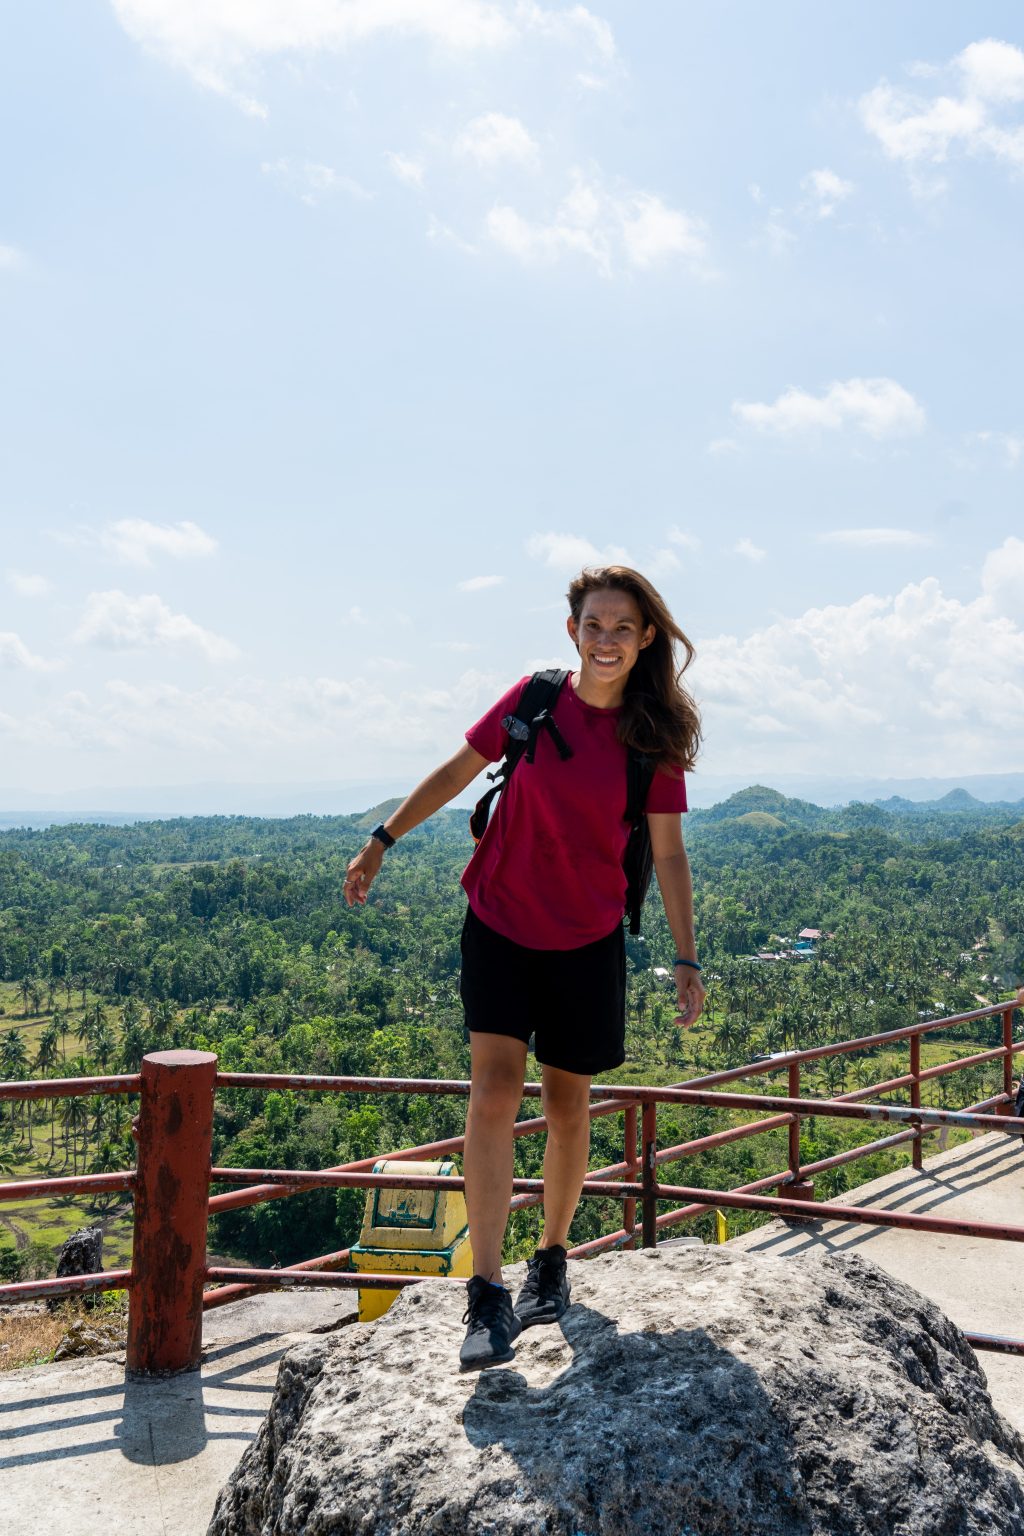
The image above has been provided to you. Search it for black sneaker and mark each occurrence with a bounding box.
[513,1245,571,1328]
[459,1276,522,1370]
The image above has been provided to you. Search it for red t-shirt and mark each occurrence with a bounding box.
[461,674,687,950]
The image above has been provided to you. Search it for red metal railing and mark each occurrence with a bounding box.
[0,998,1021,1373]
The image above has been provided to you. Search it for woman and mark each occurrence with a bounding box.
[343,565,704,1368]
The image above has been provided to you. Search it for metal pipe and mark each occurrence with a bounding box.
[622,1104,638,1250]
[203,1266,466,1291]
[0,1269,133,1304]
[641,1102,658,1248]
[127,1050,216,1376]
[0,1073,141,1101]
[0,1170,134,1202]
[910,1033,923,1171]
[203,1248,353,1310]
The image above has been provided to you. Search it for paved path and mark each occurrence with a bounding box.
[1,1133,1021,1534]
[0,1289,357,1536]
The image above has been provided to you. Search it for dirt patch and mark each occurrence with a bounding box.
[0,1215,27,1250]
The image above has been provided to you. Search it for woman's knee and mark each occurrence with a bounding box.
[468,1069,524,1124]
[542,1078,592,1138]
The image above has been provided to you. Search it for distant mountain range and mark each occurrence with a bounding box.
[1,771,1022,829]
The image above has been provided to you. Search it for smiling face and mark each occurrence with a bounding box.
[567,586,656,702]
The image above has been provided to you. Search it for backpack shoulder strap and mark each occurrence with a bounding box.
[468,670,570,843]
[510,668,570,730]
[625,748,658,826]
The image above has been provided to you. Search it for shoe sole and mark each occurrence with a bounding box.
[459,1316,522,1371]
[514,1296,570,1329]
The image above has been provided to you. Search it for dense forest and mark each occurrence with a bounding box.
[1,785,1022,1280]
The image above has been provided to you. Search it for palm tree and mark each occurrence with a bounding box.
[59,1096,88,1173]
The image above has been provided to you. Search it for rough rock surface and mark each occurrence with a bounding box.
[52,1317,126,1361]
[208,1247,1024,1536]
[48,1225,103,1311]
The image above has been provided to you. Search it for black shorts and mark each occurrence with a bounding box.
[459,904,626,1077]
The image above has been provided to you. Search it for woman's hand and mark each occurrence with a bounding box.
[343,840,384,907]
[674,965,705,1029]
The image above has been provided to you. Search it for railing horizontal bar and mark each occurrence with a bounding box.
[204,1267,466,1291]
[212,1073,1024,1133]
[964,1332,1024,1356]
[654,1113,794,1166]
[838,1073,914,1101]
[203,1249,353,1309]
[209,1167,1024,1242]
[0,1074,141,1101]
[678,999,1019,1089]
[0,1269,133,1304]
[918,1047,1014,1082]
[608,1088,1024,1134]
[509,1159,631,1213]
[0,1170,135,1202]
[798,1128,920,1177]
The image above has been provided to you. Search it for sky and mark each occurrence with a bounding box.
[1,1,1023,805]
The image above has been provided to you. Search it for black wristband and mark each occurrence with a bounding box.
[371,823,396,849]
[673,957,701,972]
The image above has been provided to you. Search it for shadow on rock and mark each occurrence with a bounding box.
[463,1301,811,1536]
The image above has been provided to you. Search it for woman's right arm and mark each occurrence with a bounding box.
[342,742,491,907]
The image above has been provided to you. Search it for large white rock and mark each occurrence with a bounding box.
[208,1247,1024,1535]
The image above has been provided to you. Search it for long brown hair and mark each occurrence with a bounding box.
[566,565,701,772]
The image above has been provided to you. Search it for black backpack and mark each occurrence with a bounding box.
[469,669,658,935]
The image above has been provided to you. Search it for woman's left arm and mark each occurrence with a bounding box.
[647,812,705,1028]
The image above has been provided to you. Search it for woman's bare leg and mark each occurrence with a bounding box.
[538,1065,593,1250]
[463,1033,528,1282]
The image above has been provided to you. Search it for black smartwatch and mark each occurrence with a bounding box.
[371,823,396,849]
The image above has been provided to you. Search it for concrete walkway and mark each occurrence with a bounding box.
[0,1288,357,1536]
[1,1133,1022,1534]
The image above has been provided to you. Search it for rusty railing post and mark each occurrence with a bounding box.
[786,1059,815,1218]
[127,1050,217,1375]
[997,1005,1015,1117]
[622,1103,638,1250]
[910,1032,923,1169]
[641,1101,657,1248]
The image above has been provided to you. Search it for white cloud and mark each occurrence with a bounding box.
[733,377,926,440]
[58,518,218,566]
[455,112,538,168]
[756,220,796,259]
[110,1,614,111]
[819,528,932,549]
[105,517,218,565]
[706,437,741,457]
[621,193,708,269]
[646,547,681,579]
[262,158,372,204]
[73,591,239,661]
[668,528,701,552]
[525,531,631,571]
[385,151,425,188]
[0,244,26,272]
[427,216,480,256]
[7,571,53,598]
[860,38,1024,178]
[0,633,61,672]
[694,538,1024,776]
[800,167,854,219]
[968,430,1023,468]
[487,172,709,278]
[733,538,766,563]
[457,574,504,591]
